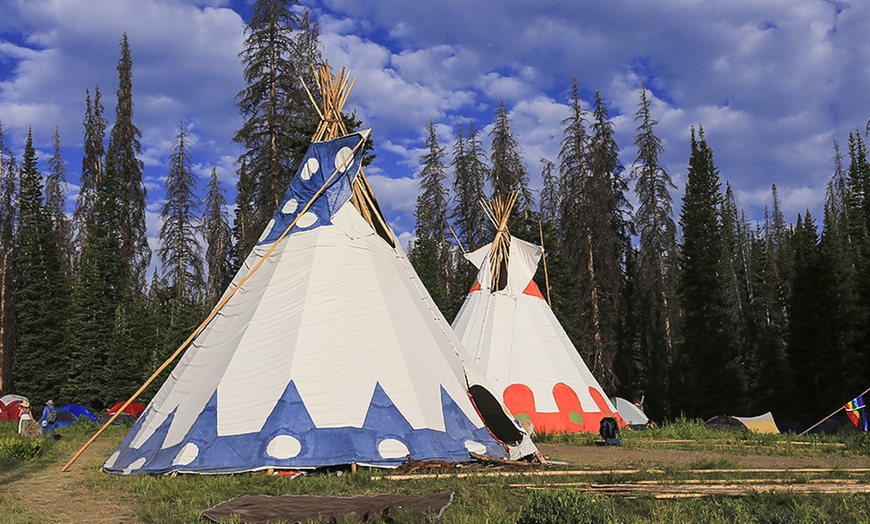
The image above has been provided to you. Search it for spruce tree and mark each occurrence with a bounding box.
[107,34,150,292]
[233,0,321,264]
[203,167,233,309]
[787,212,825,420]
[489,101,533,212]
[538,158,559,224]
[13,129,69,404]
[74,86,107,265]
[409,121,454,317]
[45,126,74,281]
[158,121,204,302]
[64,145,129,409]
[630,83,678,420]
[450,121,488,307]
[677,127,745,418]
[0,124,18,394]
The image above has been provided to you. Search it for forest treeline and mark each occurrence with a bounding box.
[1,0,868,427]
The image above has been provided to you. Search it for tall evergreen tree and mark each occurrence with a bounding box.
[64,142,129,409]
[13,129,69,404]
[450,121,488,309]
[203,167,233,310]
[538,158,559,224]
[555,79,591,362]
[409,121,454,317]
[579,90,631,390]
[233,0,321,264]
[489,101,533,212]
[73,86,107,266]
[158,121,204,302]
[677,127,745,418]
[630,83,678,420]
[787,212,826,419]
[45,126,74,281]
[107,34,150,292]
[0,124,18,394]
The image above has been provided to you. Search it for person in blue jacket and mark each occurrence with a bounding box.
[40,400,58,439]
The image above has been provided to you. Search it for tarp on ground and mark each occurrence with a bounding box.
[202,491,454,523]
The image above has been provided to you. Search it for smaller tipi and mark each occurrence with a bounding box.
[452,194,623,434]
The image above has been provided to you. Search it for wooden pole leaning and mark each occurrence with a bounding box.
[798,385,870,437]
[538,221,552,308]
[60,133,368,473]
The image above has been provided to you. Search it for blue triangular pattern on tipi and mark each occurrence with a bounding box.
[103,379,508,474]
[258,132,366,245]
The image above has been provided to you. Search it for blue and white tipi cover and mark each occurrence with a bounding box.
[104,131,535,474]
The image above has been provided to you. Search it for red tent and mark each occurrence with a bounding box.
[105,401,146,418]
[0,395,29,422]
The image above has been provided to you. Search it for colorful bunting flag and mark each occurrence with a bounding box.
[845,394,868,432]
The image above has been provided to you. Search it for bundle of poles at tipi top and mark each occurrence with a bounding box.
[481,191,520,293]
[61,63,374,473]
[302,62,394,246]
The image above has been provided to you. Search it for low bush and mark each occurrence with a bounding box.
[516,490,614,524]
[0,436,46,461]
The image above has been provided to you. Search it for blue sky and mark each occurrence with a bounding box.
[1,0,869,254]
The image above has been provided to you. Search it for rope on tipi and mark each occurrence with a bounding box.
[481,191,519,292]
[301,61,396,247]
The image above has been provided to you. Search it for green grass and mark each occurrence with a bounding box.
[3,420,870,523]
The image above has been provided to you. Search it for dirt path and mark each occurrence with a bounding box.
[538,442,870,471]
[5,436,138,523]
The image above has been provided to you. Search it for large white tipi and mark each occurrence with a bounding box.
[452,195,623,434]
[101,67,535,475]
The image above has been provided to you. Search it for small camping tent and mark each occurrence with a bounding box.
[611,397,650,430]
[704,412,780,434]
[101,66,536,475]
[0,394,29,422]
[105,401,145,419]
[452,194,622,434]
[56,403,99,428]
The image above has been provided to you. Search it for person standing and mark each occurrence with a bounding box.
[40,400,58,439]
[18,401,42,439]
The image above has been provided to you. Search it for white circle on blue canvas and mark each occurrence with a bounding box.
[378,438,409,459]
[172,442,199,466]
[296,212,318,228]
[124,457,147,474]
[267,435,302,459]
[104,451,120,468]
[334,147,354,173]
[464,440,488,454]
[282,198,299,214]
[301,157,319,180]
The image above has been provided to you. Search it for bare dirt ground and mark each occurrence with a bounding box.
[4,437,870,523]
[4,436,138,524]
[537,441,870,471]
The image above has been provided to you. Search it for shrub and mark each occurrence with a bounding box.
[0,437,46,461]
[516,490,613,524]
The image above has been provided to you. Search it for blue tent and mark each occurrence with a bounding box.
[57,403,98,427]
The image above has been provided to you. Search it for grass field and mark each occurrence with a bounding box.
[3,419,870,523]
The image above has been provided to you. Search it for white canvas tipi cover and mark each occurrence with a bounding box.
[103,132,534,474]
[453,231,622,434]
